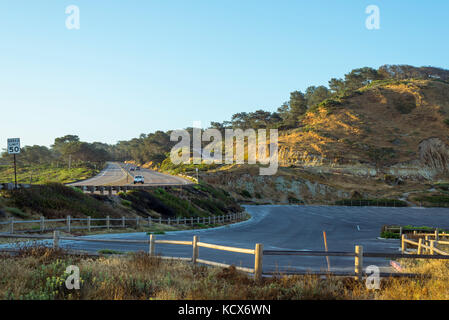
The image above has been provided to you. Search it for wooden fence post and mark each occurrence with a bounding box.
[354,245,363,281]
[425,235,429,254]
[149,234,155,256]
[168,218,171,225]
[435,229,440,242]
[192,235,199,264]
[136,216,140,228]
[67,215,71,233]
[190,217,193,225]
[159,217,162,225]
[9,217,14,234]
[208,216,211,225]
[53,231,60,249]
[40,216,45,232]
[399,227,403,237]
[122,216,125,228]
[106,216,110,230]
[430,240,435,255]
[401,234,406,253]
[254,243,263,282]
[87,216,91,232]
[149,217,152,227]
[417,238,423,255]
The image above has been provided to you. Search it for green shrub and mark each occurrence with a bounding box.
[98,249,124,255]
[238,190,252,198]
[121,199,132,207]
[335,199,407,207]
[4,183,120,218]
[191,198,226,215]
[288,196,304,204]
[147,231,165,235]
[414,195,449,206]
[4,207,28,218]
[435,183,449,191]
[380,231,401,239]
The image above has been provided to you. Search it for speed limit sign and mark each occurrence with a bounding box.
[7,138,21,154]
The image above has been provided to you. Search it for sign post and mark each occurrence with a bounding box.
[7,138,20,189]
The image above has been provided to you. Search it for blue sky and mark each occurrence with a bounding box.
[1,0,449,147]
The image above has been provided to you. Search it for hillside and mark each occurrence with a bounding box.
[195,79,449,204]
[278,79,449,178]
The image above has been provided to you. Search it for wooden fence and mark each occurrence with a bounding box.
[385,226,449,238]
[0,232,263,280]
[0,183,190,194]
[0,212,245,234]
[2,231,449,281]
[401,233,449,256]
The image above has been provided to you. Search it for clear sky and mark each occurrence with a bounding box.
[1,0,448,147]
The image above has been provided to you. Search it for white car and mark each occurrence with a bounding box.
[133,175,144,184]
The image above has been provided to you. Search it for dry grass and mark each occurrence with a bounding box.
[1,247,449,300]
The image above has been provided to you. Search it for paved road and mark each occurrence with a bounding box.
[124,164,191,186]
[69,162,191,187]
[69,162,127,186]
[16,205,449,274]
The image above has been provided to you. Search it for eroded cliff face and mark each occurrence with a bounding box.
[202,169,350,204]
[419,137,449,174]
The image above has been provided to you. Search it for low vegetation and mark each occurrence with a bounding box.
[380,231,401,239]
[0,183,122,219]
[118,184,242,219]
[0,163,100,185]
[0,182,244,235]
[334,199,407,207]
[411,194,449,207]
[1,247,448,300]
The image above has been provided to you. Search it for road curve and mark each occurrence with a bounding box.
[124,165,191,186]
[18,205,449,273]
[68,162,127,186]
[69,162,191,187]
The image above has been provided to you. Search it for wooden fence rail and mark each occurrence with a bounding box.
[0,212,245,234]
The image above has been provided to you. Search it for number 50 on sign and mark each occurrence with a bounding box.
[7,138,20,154]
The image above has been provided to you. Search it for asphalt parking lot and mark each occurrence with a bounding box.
[18,205,448,273]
